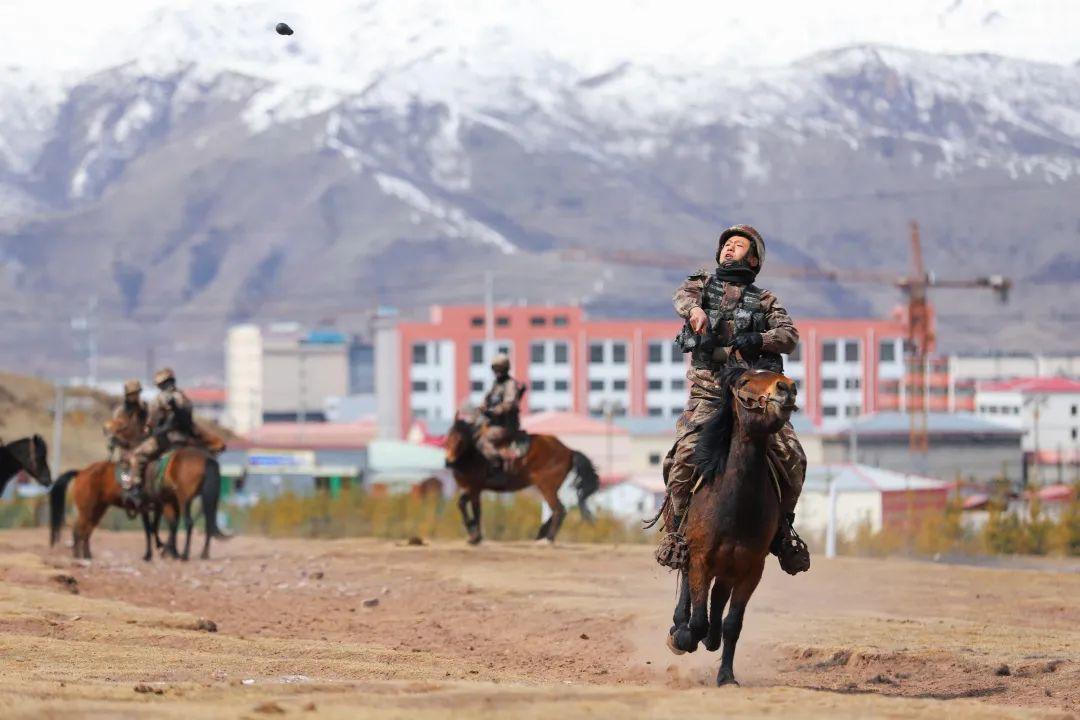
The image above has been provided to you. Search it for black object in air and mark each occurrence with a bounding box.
[275,22,293,36]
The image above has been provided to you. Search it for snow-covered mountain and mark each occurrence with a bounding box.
[0,1,1078,377]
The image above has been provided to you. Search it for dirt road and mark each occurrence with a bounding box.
[0,529,1076,719]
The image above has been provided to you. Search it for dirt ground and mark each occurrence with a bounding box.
[0,529,1076,719]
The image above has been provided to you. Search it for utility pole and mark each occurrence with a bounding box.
[51,384,65,473]
[484,271,495,359]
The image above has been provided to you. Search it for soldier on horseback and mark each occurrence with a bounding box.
[657,224,810,575]
[105,379,148,462]
[475,353,526,479]
[124,368,218,502]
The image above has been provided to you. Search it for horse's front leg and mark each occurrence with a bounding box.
[666,570,693,656]
[673,553,711,653]
[180,500,195,561]
[457,490,481,544]
[717,565,764,686]
[468,492,483,545]
[140,506,155,562]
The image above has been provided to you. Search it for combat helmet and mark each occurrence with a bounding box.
[716,224,766,268]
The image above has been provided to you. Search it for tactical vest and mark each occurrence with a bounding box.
[703,279,768,338]
[692,279,770,369]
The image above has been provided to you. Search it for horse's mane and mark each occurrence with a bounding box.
[691,354,784,481]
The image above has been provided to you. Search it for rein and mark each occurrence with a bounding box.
[732,387,792,413]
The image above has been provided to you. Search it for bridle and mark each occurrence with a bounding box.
[732,386,796,414]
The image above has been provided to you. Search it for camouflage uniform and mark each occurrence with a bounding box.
[106,380,148,461]
[128,369,212,494]
[476,356,526,471]
[660,225,808,571]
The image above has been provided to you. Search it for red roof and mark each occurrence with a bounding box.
[187,387,226,404]
[522,411,629,436]
[979,377,1080,394]
[236,420,378,450]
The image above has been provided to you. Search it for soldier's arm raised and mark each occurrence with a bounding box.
[760,292,799,355]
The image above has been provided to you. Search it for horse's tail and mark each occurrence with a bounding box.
[571,451,600,523]
[49,470,77,547]
[200,457,232,540]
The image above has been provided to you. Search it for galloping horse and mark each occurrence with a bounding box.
[49,447,229,561]
[664,364,798,686]
[444,410,600,544]
[0,435,52,494]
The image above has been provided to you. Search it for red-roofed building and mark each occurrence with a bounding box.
[187,386,227,424]
[234,420,378,451]
[975,376,1080,484]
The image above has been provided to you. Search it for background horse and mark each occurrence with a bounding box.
[0,435,52,495]
[444,411,599,544]
[49,447,228,561]
[665,365,798,686]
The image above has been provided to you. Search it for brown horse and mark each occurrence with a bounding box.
[443,410,599,544]
[0,435,53,495]
[665,365,797,686]
[49,447,229,561]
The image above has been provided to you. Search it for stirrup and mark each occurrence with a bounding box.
[655,531,688,570]
[772,525,811,575]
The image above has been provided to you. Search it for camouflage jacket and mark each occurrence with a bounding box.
[146,388,196,442]
[481,377,525,428]
[673,268,798,373]
[107,401,148,449]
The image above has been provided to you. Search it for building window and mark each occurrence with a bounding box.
[589,343,604,363]
[1072,428,1078,440]
[822,405,838,417]
[879,340,896,363]
[671,343,683,362]
[788,343,801,362]
[412,408,429,419]
[845,405,861,417]
[531,404,547,413]
[530,316,547,326]
[648,407,663,417]
[554,380,569,392]
[823,378,838,390]
[589,379,605,391]
[554,343,569,364]
[532,380,546,392]
[553,315,569,327]
[671,407,684,417]
[589,407,604,418]
[471,343,484,364]
[497,344,510,357]
[612,343,627,364]
[411,380,428,392]
[845,378,861,390]
[671,379,685,390]
[411,344,428,365]
[531,343,546,363]
[1072,405,1078,416]
[470,316,484,327]
[648,452,662,465]
[648,379,663,391]
[648,342,664,363]
[845,341,859,363]
[822,341,837,363]
[495,316,510,327]
[612,379,627,391]
[471,380,484,392]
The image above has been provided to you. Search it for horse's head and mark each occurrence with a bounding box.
[6,434,52,486]
[444,411,478,468]
[731,369,798,436]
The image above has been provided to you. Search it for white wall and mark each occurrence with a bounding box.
[224,324,262,433]
[798,488,882,536]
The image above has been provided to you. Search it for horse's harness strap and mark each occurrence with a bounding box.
[733,387,781,413]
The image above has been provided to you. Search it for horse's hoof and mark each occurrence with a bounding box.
[666,632,686,656]
[673,627,698,654]
[703,636,721,652]
[467,536,482,546]
[716,669,739,687]
[143,555,152,563]
[534,538,554,546]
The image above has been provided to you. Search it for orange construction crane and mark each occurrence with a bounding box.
[561,222,1011,454]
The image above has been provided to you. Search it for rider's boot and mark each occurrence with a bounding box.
[770,512,811,575]
[121,458,145,517]
[655,494,689,570]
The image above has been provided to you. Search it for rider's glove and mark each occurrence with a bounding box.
[731,332,763,356]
